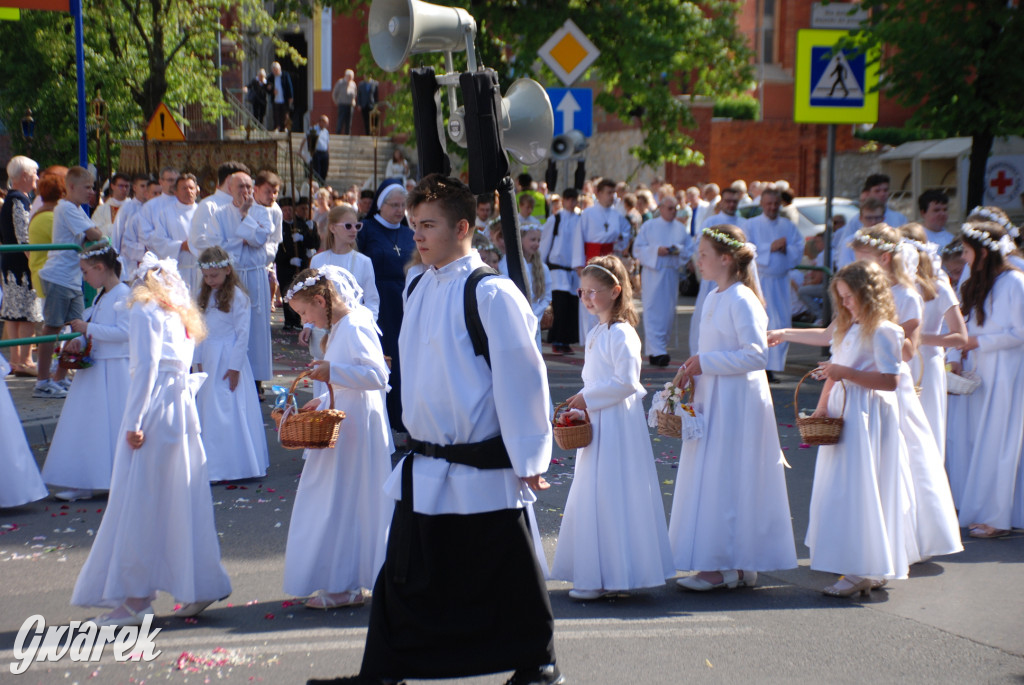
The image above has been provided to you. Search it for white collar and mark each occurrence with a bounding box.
[428,252,481,283]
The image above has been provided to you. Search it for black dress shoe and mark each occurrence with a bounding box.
[307,677,405,685]
[504,664,566,685]
[655,354,671,367]
[766,371,778,383]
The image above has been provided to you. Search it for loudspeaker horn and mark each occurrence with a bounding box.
[369,0,476,72]
[551,129,587,161]
[501,79,554,166]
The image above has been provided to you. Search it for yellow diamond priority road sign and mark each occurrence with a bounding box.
[539,19,600,87]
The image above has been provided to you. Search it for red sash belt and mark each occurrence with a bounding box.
[584,241,614,261]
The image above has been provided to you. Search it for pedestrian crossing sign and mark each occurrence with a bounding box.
[794,29,878,124]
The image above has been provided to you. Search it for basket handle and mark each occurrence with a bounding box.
[289,369,336,411]
[794,369,845,421]
[553,400,590,425]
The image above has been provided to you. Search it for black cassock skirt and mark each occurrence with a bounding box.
[360,460,556,679]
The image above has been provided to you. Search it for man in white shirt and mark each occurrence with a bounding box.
[209,172,278,387]
[918,189,953,249]
[311,174,561,685]
[136,166,179,252]
[331,69,357,134]
[189,160,251,257]
[690,186,747,356]
[92,172,130,238]
[310,115,331,182]
[746,188,804,379]
[578,178,631,339]
[111,173,151,279]
[833,173,908,268]
[684,186,709,237]
[633,196,693,366]
[539,187,584,355]
[151,174,199,291]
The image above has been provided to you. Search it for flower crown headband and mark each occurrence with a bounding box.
[284,273,323,301]
[851,229,898,253]
[960,222,1015,257]
[702,227,744,250]
[80,243,114,259]
[198,256,233,270]
[969,206,1019,239]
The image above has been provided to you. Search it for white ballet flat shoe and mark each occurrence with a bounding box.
[568,588,613,601]
[676,570,756,591]
[88,603,153,627]
[175,593,229,618]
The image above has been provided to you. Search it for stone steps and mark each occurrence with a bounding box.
[276,133,396,194]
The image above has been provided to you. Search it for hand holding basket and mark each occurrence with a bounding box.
[271,370,346,450]
[795,370,845,446]
[552,400,592,450]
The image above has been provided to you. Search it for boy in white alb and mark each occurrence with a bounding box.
[308,175,563,685]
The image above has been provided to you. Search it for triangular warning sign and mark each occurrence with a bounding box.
[810,51,864,102]
[145,103,185,142]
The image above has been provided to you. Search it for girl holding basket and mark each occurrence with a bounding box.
[551,255,673,601]
[282,266,393,609]
[669,225,797,592]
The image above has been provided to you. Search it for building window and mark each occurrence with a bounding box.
[762,0,775,65]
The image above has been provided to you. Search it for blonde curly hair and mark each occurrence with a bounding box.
[130,271,207,342]
[830,261,897,346]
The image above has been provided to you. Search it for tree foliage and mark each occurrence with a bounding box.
[845,0,1024,209]
[0,1,302,169]
[327,0,754,170]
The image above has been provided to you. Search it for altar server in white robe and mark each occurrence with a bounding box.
[93,173,131,238]
[135,166,178,249]
[188,161,251,257]
[553,257,674,600]
[579,179,632,341]
[670,225,796,591]
[150,174,200,292]
[539,188,584,355]
[208,172,277,381]
[283,266,393,610]
[194,247,269,481]
[72,254,231,626]
[115,178,157,280]
[747,188,804,375]
[42,244,131,502]
[111,175,147,276]
[691,186,746,356]
[948,222,1024,538]
[316,175,561,685]
[633,195,693,366]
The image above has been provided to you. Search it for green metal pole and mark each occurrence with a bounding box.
[0,333,82,350]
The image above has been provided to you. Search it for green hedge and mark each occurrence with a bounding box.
[853,126,942,146]
[713,95,760,120]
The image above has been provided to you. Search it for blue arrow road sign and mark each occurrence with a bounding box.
[547,88,593,137]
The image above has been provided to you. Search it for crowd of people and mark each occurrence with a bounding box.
[1,155,1022,684]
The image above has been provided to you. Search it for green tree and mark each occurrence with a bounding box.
[0,2,301,168]
[328,0,754,171]
[846,0,1024,209]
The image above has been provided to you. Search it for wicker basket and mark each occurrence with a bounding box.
[946,370,981,395]
[57,336,92,370]
[271,370,346,450]
[655,383,693,438]
[540,307,554,331]
[794,370,845,446]
[552,401,592,450]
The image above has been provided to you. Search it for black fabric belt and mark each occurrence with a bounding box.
[406,435,513,470]
[546,261,573,272]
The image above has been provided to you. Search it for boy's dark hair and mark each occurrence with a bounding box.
[407,174,475,228]
[131,173,151,184]
[278,196,294,207]
[517,173,533,189]
[476,194,493,207]
[562,187,579,200]
[918,188,949,213]
[596,178,616,193]
[360,189,376,200]
[111,172,131,186]
[255,170,282,188]
[863,173,891,192]
[217,161,251,185]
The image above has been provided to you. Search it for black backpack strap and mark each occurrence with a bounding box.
[406,272,425,299]
[464,266,498,368]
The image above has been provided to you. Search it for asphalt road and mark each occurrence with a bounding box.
[1,302,1022,684]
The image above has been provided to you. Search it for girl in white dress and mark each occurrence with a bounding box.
[899,223,968,464]
[72,253,232,626]
[774,261,910,596]
[0,352,48,508]
[670,225,797,592]
[283,266,393,609]
[195,246,269,482]
[552,256,674,600]
[42,243,132,501]
[849,225,962,562]
[949,221,1024,538]
[499,224,552,351]
[306,204,380,398]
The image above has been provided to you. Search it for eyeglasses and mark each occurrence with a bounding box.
[577,287,610,299]
[330,222,362,231]
[383,201,405,210]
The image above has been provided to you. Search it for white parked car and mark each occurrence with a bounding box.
[741,197,860,239]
